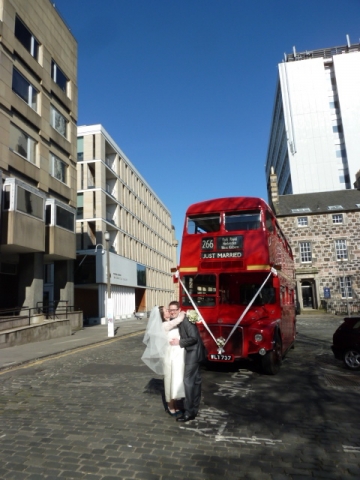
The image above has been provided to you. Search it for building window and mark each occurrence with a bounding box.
[12,68,38,110]
[77,136,84,161]
[14,16,39,60]
[51,60,68,93]
[340,276,352,298]
[137,264,146,286]
[9,123,36,164]
[16,186,43,219]
[50,105,67,137]
[336,147,346,159]
[77,193,83,219]
[44,264,54,284]
[335,239,348,260]
[299,242,312,263]
[332,214,343,224]
[297,217,308,227]
[332,124,343,134]
[56,205,74,231]
[50,153,67,183]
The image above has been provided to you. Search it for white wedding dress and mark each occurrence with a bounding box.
[163,326,185,402]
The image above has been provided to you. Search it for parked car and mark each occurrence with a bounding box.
[331,317,360,370]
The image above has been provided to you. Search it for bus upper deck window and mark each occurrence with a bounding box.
[187,214,220,234]
[265,211,274,232]
[225,211,261,231]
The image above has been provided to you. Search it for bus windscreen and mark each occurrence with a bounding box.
[181,274,216,306]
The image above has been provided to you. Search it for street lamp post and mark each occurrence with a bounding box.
[104,231,114,337]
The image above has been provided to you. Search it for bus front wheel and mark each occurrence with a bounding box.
[261,333,282,375]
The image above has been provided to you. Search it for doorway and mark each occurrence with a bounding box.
[301,280,315,308]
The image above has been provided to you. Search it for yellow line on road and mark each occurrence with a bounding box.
[0,331,144,376]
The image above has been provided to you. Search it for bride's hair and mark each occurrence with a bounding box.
[159,306,167,322]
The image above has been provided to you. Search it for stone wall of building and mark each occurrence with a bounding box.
[278,211,360,310]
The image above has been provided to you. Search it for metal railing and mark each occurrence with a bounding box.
[0,302,79,329]
[324,300,360,316]
[286,43,360,63]
[35,301,76,320]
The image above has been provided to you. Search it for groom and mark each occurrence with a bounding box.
[168,301,206,422]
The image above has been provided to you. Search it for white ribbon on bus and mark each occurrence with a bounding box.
[176,267,278,354]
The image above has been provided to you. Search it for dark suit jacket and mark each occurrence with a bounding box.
[178,317,207,364]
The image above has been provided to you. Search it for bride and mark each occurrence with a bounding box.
[142,305,185,415]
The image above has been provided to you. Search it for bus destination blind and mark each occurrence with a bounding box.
[201,235,243,258]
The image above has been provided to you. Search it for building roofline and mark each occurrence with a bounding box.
[284,41,359,63]
[49,1,77,42]
[275,189,360,217]
[77,124,171,215]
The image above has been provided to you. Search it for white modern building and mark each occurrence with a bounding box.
[266,38,360,198]
[75,125,178,322]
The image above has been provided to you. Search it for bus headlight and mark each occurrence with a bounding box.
[254,334,263,342]
[259,348,266,356]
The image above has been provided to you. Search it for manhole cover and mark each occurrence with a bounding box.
[323,373,360,388]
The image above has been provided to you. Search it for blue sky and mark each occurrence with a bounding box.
[54,0,359,245]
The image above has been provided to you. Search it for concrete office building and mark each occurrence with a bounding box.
[75,125,177,321]
[266,38,360,198]
[0,1,78,313]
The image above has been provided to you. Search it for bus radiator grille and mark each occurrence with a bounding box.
[207,326,242,356]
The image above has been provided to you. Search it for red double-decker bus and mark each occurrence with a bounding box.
[176,197,296,374]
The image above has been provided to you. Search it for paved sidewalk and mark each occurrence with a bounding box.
[0,316,147,371]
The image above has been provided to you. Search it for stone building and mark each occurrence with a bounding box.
[0,1,78,313]
[270,170,360,313]
[75,125,177,321]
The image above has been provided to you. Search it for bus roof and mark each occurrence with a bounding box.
[185,197,272,215]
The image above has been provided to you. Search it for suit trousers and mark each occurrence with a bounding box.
[183,361,202,417]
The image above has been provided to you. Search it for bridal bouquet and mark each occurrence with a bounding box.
[186,310,200,324]
[216,336,226,354]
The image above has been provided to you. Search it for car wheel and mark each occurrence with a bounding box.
[343,349,360,370]
[261,332,282,375]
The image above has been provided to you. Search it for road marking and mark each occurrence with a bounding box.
[214,369,255,398]
[343,445,360,453]
[215,435,282,445]
[52,338,92,345]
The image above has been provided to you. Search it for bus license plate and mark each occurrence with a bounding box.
[208,354,234,362]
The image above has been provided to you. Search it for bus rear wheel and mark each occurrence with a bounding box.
[261,333,282,375]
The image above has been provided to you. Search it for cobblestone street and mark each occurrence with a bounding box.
[0,314,359,479]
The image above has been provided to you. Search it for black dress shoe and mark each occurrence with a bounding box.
[176,414,196,422]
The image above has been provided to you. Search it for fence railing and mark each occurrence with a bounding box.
[35,301,78,320]
[323,300,360,315]
[0,302,79,329]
